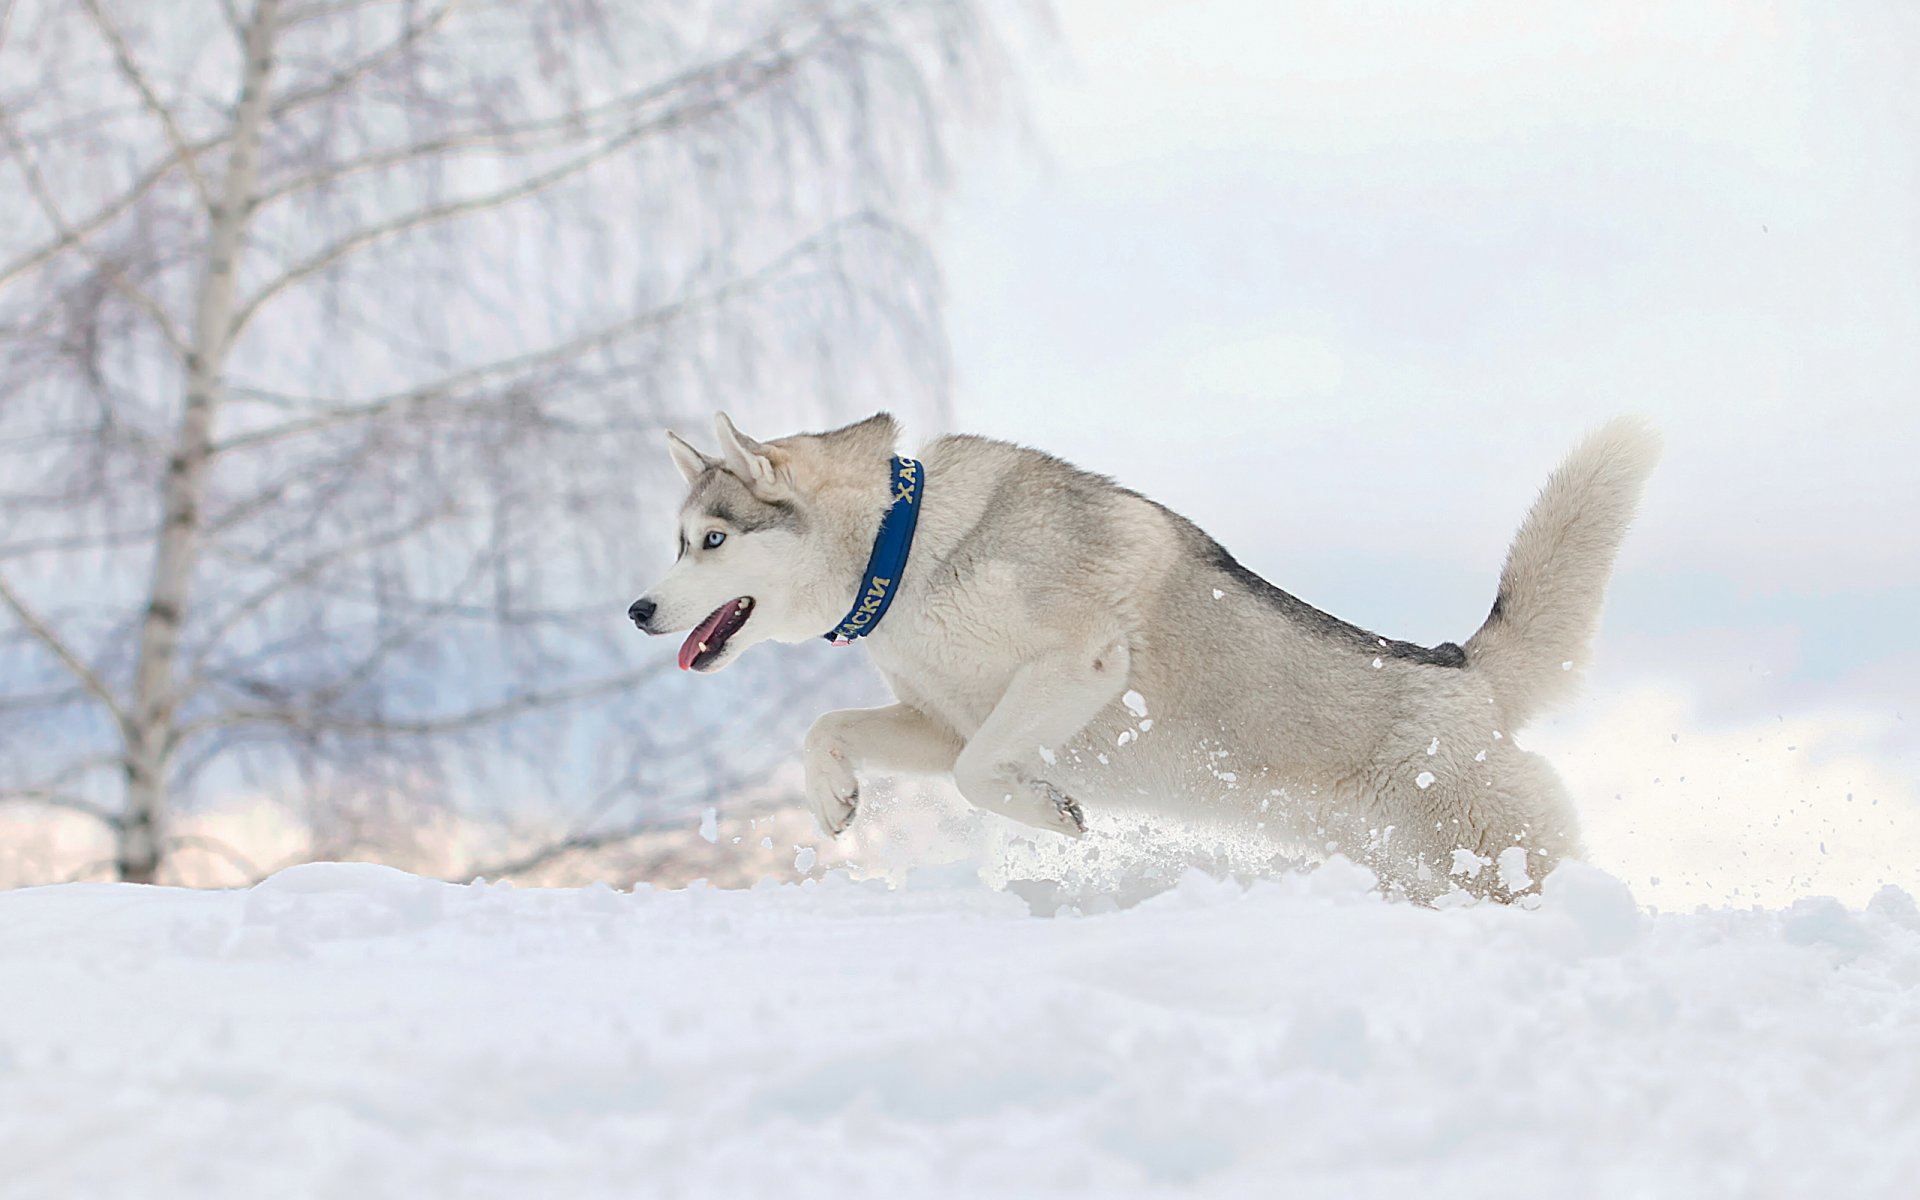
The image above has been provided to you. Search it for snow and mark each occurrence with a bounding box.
[1496,845,1533,893]
[3,862,1918,1198]
[1451,848,1488,879]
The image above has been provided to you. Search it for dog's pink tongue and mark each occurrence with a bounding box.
[678,606,728,671]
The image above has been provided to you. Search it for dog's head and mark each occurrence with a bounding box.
[629,411,900,672]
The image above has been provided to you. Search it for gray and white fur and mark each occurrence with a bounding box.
[632,413,1661,901]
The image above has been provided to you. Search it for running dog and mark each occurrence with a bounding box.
[630,413,1659,900]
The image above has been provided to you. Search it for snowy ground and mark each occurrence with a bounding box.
[3,860,1918,1199]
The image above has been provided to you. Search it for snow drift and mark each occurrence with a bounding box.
[2,860,1917,1198]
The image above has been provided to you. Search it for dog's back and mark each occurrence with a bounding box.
[863,423,1659,899]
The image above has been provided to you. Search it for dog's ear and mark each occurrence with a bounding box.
[821,411,900,457]
[664,430,713,485]
[714,412,789,499]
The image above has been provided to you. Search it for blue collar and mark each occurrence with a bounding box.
[824,455,923,644]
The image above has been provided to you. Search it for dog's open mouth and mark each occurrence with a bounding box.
[678,597,754,672]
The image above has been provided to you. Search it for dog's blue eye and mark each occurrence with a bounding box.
[703,531,726,550]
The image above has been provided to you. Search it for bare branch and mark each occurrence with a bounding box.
[231,137,642,334]
[213,213,879,455]
[77,0,217,213]
[0,527,159,563]
[0,107,190,354]
[255,11,827,206]
[183,664,674,742]
[0,789,123,828]
[256,118,610,209]
[0,686,87,715]
[200,441,369,536]
[267,0,459,113]
[183,503,456,690]
[217,0,246,42]
[19,754,128,791]
[280,0,407,27]
[229,25,819,335]
[301,568,495,715]
[185,513,496,728]
[0,569,130,732]
[0,1,456,294]
[0,132,215,293]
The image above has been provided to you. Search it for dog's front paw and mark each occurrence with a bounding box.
[803,744,859,836]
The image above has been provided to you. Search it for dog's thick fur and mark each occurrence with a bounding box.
[635,414,1660,900]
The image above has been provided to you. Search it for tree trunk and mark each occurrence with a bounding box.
[118,0,281,883]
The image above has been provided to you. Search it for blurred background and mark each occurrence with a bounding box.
[1,0,1913,907]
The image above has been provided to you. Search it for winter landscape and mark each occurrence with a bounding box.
[5,856,1919,1198]
[2,0,1915,1196]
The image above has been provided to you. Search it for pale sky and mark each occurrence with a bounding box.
[933,0,1919,904]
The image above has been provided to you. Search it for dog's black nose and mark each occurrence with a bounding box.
[628,597,656,630]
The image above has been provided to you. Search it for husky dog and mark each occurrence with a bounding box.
[631,413,1659,900]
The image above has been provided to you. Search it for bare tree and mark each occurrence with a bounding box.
[0,0,1022,884]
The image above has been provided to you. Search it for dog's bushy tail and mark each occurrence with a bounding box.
[1466,418,1662,729]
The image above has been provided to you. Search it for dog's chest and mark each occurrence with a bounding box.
[862,620,1022,738]
[857,559,1045,734]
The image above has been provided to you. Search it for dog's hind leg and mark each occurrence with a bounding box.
[951,638,1132,836]
[803,704,964,835]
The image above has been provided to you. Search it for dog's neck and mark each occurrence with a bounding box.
[822,455,922,644]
